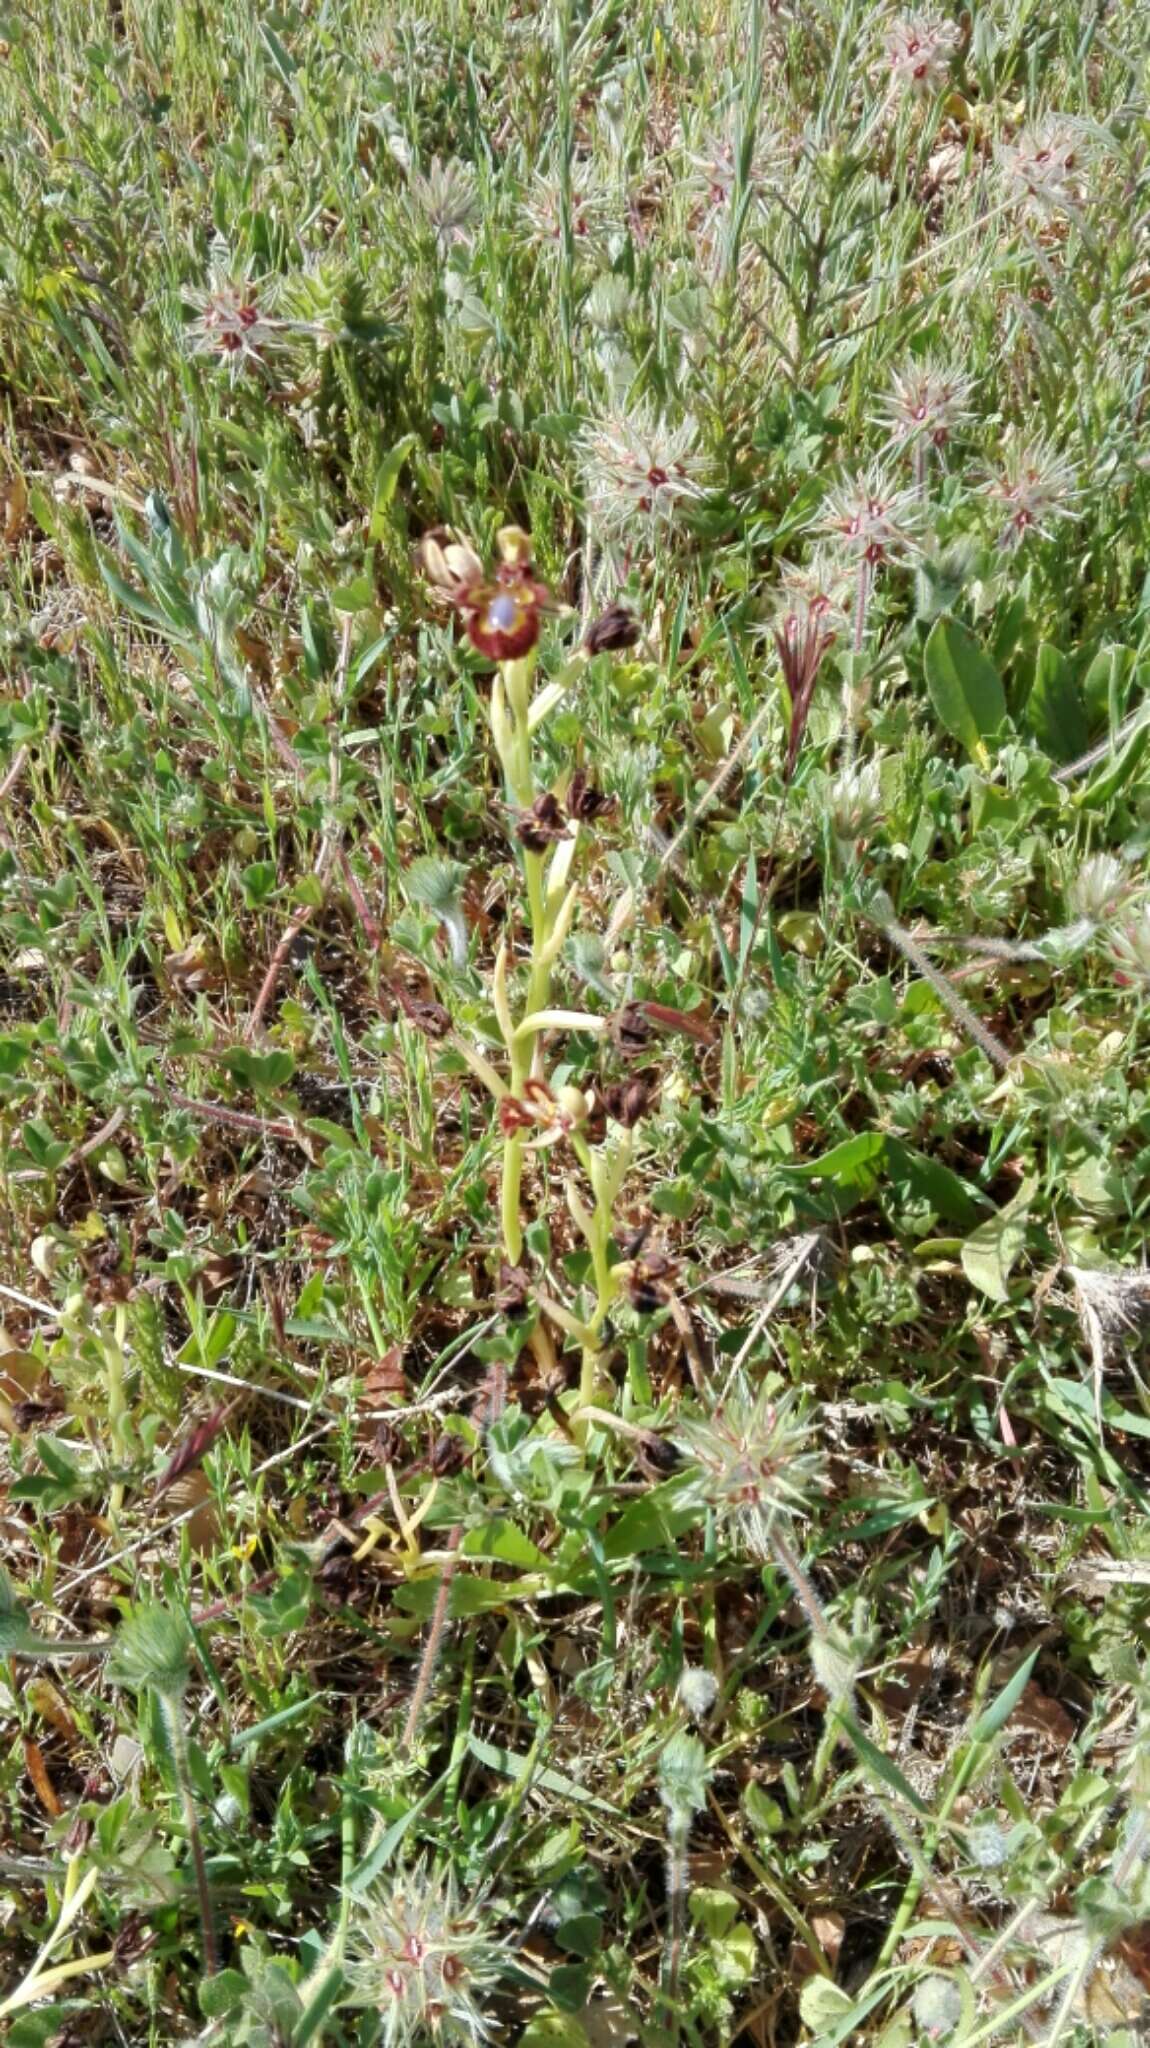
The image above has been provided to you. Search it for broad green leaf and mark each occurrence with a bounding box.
[924,616,1007,758]
[602,1481,699,1561]
[462,1518,548,1569]
[886,1142,985,1226]
[799,1979,855,2029]
[960,1177,1036,1302]
[1076,717,1150,808]
[519,2018,590,2048]
[790,1131,887,1191]
[1024,642,1088,761]
[1081,643,1136,728]
[393,1572,546,1618]
[369,434,418,537]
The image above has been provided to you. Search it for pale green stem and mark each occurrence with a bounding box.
[570,1131,631,1413]
[493,656,556,1264]
[101,1314,129,1518]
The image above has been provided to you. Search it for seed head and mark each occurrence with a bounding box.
[581,402,709,535]
[584,602,641,654]
[981,436,1079,549]
[883,12,962,96]
[347,1862,505,2044]
[817,467,921,566]
[911,1973,964,2040]
[659,1730,712,1825]
[965,1814,1013,1870]
[675,1387,826,1555]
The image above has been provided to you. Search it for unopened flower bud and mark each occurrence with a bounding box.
[584,603,642,654]
[555,1084,591,1129]
[495,524,535,569]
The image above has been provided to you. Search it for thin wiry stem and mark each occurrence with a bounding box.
[663,1817,691,2001]
[400,1522,465,1754]
[878,912,1014,1069]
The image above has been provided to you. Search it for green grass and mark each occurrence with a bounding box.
[2,0,1150,2042]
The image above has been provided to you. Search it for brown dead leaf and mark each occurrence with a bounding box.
[360,1344,407,1404]
[792,1910,847,1983]
[812,1910,846,1967]
[877,1641,937,1717]
[25,1674,80,1746]
[157,1469,222,1553]
[24,1736,62,1817]
[3,473,27,546]
[1028,1915,1150,2025]
[1010,1680,1076,1748]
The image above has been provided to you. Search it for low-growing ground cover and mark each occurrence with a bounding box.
[2,1,1150,2042]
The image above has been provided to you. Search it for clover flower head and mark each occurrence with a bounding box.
[683,122,787,215]
[883,11,962,96]
[585,274,633,335]
[981,436,1079,548]
[409,156,480,248]
[1105,905,1150,987]
[875,358,974,449]
[522,161,611,249]
[998,117,1089,220]
[187,276,283,377]
[347,1862,505,2044]
[581,403,709,534]
[773,551,852,641]
[675,1386,826,1555]
[826,759,884,843]
[1066,1262,1150,1348]
[818,467,921,566]
[1067,852,1128,925]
